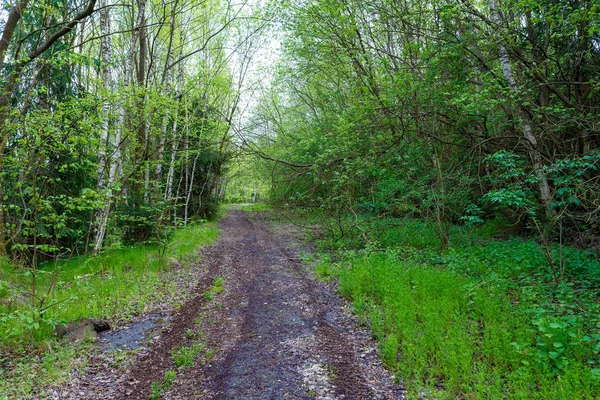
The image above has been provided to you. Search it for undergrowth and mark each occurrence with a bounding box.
[0,221,218,399]
[309,214,600,399]
[158,275,224,397]
[172,341,204,369]
[204,275,224,302]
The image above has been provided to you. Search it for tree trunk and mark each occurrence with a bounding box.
[155,0,179,190]
[0,1,30,71]
[184,153,200,226]
[93,0,115,253]
[135,0,148,203]
[164,109,179,201]
[489,0,553,216]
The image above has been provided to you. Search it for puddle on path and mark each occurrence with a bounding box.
[98,313,169,351]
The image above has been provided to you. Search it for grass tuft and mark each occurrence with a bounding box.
[172,341,204,368]
[204,275,224,302]
[149,369,177,400]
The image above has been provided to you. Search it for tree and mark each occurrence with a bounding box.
[0,0,98,256]
[254,0,600,247]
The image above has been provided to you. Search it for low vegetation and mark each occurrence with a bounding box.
[203,275,225,302]
[0,222,218,398]
[152,275,224,398]
[172,341,205,369]
[149,369,177,400]
[311,216,600,398]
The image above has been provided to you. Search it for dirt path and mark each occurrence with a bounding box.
[56,210,403,399]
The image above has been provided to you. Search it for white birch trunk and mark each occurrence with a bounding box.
[144,119,150,203]
[489,0,553,214]
[93,0,114,253]
[155,2,178,188]
[164,109,179,201]
[184,153,200,226]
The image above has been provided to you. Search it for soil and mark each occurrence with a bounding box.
[48,210,404,399]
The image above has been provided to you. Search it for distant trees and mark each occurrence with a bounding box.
[256,0,600,246]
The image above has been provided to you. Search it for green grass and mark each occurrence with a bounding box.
[165,222,219,262]
[203,275,224,302]
[149,369,177,400]
[224,203,272,219]
[309,213,510,250]
[325,250,600,398]
[0,341,86,399]
[230,203,272,212]
[312,216,600,399]
[172,341,204,368]
[0,221,218,398]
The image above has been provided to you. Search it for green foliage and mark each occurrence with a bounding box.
[331,247,600,398]
[172,342,204,368]
[257,0,600,246]
[313,255,337,281]
[232,203,272,212]
[166,223,219,262]
[547,151,600,216]
[2,97,101,259]
[299,204,600,398]
[150,370,177,400]
[224,154,271,204]
[0,221,218,347]
[204,275,224,302]
[482,151,537,214]
[0,341,86,400]
[0,0,239,265]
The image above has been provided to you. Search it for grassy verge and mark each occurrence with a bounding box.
[309,215,600,398]
[0,222,218,398]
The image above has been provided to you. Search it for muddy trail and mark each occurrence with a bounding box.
[57,210,403,399]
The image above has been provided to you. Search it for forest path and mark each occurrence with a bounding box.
[65,210,404,399]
